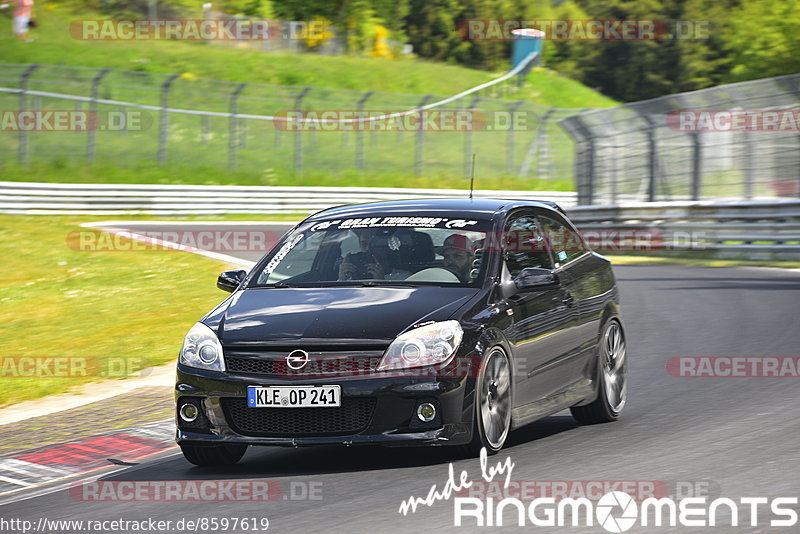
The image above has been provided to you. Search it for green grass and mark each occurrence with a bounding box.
[0,6,616,109]
[0,162,577,190]
[0,214,239,407]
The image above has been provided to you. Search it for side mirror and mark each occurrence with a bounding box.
[513,267,559,291]
[217,269,246,293]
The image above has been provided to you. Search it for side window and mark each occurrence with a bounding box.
[503,214,554,276]
[538,215,587,266]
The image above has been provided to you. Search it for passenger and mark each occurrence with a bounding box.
[338,229,410,280]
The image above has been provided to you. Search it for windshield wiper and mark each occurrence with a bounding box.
[353,281,434,288]
[264,280,452,288]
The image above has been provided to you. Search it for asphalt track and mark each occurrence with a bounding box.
[3,222,800,533]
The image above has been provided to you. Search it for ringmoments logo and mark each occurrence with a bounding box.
[450,492,799,529]
[396,449,798,530]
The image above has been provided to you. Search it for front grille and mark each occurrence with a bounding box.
[221,397,376,437]
[225,351,383,377]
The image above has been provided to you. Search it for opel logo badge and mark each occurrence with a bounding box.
[286,349,309,370]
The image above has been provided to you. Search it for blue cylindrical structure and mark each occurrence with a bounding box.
[511,28,545,72]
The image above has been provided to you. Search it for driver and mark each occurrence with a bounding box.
[438,234,475,282]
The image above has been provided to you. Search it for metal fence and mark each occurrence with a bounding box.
[560,74,800,205]
[0,63,581,186]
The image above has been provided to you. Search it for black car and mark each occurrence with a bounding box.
[175,199,627,466]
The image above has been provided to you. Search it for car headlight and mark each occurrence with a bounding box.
[179,322,225,371]
[377,320,463,371]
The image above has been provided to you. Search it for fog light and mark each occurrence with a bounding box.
[417,402,436,422]
[179,402,199,423]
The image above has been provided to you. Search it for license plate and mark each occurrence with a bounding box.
[247,385,341,408]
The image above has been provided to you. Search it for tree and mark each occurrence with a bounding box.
[340,0,379,54]
[723,0,800,82]
[404,0,469,62]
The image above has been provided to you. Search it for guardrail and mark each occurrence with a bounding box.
[4,181,798,259]
[567,200,800,260]
[0,181,577,215]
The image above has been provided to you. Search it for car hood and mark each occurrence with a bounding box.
[214,286,479,346]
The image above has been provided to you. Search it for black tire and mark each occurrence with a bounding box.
[570,318,627,424]
[180,443,248,466]
[460,347,512,457]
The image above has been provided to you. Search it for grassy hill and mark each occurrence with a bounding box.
[0,6,616,108]
[0,5,616,190]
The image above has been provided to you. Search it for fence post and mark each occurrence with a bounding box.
[519,107,554,179]
[414,95,432,176]
[355,91,373,170]
[506,100,524,174]
[637,113,658,202]
[158,73,180,166]
[274,116,282,149]
[583,137,596,205]
[293,87,311,172]
[200,116,209,144]
[742,130,755,199]
[560,112,595,205]
[647,127,656,201]
[228,82,247,170]
[691,132,702,200]
[18,64,40,166]
[239,119,248,149]
[119,106,128,136]
[87,67,112,164]
[463,96,481,179]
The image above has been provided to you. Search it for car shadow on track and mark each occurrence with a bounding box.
[103,416,580,481]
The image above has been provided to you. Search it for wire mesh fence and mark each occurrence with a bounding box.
[560,74,800,205]
[5,63,795,207]
[0,63,581,188]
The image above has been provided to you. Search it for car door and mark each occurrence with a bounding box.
[537,213,598,387]
[500,211,575,408]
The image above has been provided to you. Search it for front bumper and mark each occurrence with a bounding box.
[175,364,475,447]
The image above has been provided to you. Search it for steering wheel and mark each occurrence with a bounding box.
[405,267,461,283]
[442,265,467,282]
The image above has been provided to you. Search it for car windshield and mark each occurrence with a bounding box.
[252,215,494,287]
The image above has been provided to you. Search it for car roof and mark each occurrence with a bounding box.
[305,198,564,222]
